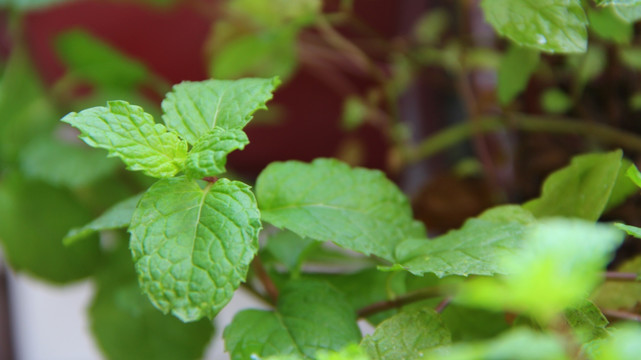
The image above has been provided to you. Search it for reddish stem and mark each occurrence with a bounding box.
[203,176,218,183]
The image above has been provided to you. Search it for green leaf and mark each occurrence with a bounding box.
[427,328,569,360]
[262,229,317,273]
[613,4,641,23]
[480,0,587,53]
[457,219,624,322]
[564,300,609,344]
[0,173,102,283]
[161,77,280,144]
[0,46,55,162]
[228,0,321,27]
[541,88,572,114]
[55,30,148,89]
[130,176,261,322]
[620,48,641,70]
[588,323,641,360]
[341,97,368,131]
[604,158,637,212]
[614,223,641,238]
[361,307,451,360]
[523,150,622,221]
[440,304,509,341]
[594,255,641,310]
[223,280,361,359]
[211,25,298,81]
[256,158,426,262]
[568,45,607,93]
[185,127,249,178]
[413,8,449,44]
[596,0,641,5]
[64,193,142,245]
[61,100,188,178]
[90,247,214,360]
[261,345,371,360]
[19,136,119,188]
[626,163,641,188]
[396,205,534,277]
[588,7,632,44]
[497,45,540,105]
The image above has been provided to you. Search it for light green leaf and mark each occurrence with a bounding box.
[61,101,188,178]
[90,247,214,360]
[55,30,148,89]
[568,45,606,93]
[396,205,534,277]
[596,0,641,5]
[185,127,249,178]
[594,255,641,310]
[604,158,637,212]
[480,0,587,53]
[161,77,280,144]
[413,8,449,44]
[564,300,609,344]
[524,150,622,221]
[261,345,370,360]
[626,163,641,188]
[223,280,361,359]
[341,97,368,131]
[588,323,641,360]
[497,45,540,105]
[211,25,298,81]
[228,0,321,27]
[457,219,624,322]
[427,328,569,360]
[613,5,641,23]
[130,176,261,322]
[541,88,572,114]
[614,223,641,238]
[20,136,119,188]
[361,308,451,360]
[588,7,632,44]
[256,158,426,262]
[0,173,102,283]
[64,193,142,245]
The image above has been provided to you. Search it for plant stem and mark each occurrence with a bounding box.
[251,255,279,303]
[435,297,452,313]
[603,309,641,322]
[406,114,641,164]
[357,288,442,318]
[604,271,639,282]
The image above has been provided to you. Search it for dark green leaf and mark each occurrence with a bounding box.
[223,280,361,359]
[361,307,451,360]
[0,173,102,283]
[524,150,622,221]
[588,7,632,44]
[541,88,572,114]
[498,45,540,105]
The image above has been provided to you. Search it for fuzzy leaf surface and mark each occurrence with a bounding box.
[185,127,249,178]
[396,205,534,277]
[161,77,279,144]
[64,193,142,245]
[480,0,587,53]
[90,247,214,360]
[61,101,188,178]
[224,280,361,359]
[256,158,426,262]
[20,136,119,188]
[130,177,261,322]
[524,150,622,221]
[361,308,451,360]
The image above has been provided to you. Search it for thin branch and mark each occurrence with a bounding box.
[603,309,641,322]
[604,271,639,282]
[435,297,452,313]
[251,255,279,303]
[357,288,442,318]
[406,114,641,164]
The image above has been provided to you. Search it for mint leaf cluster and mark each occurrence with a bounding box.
[62,77,279,322]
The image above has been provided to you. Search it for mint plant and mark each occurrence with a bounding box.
[4,0,641,359]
